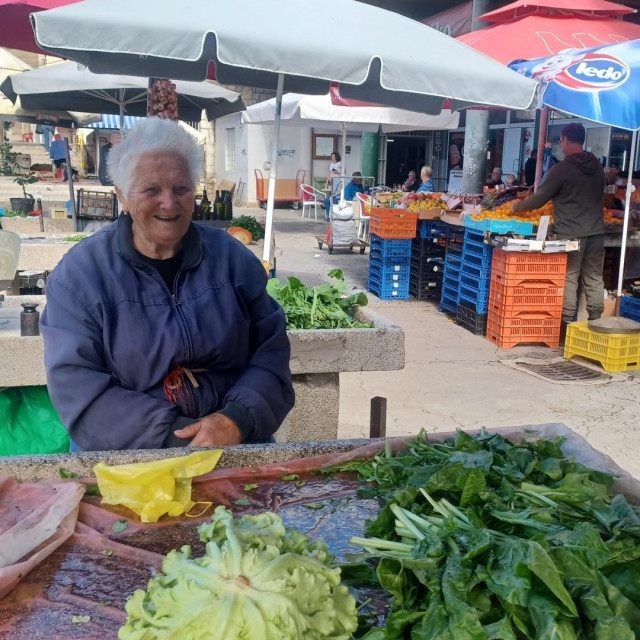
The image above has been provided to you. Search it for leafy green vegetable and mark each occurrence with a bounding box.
[267,270,371,329]
[61,235,86,243]
[233,496,251,506]
[111,519,128,533]
[337,429,640,639]
[244,483,259,492]
[304,502,325,510]
[119,506,358,639]
[71,615,90,624]
[58,467,80,478]
[281,474,299,481]
[231,215,265,240]
[99,550,113,557]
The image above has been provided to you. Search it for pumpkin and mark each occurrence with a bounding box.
[227,226,253,245]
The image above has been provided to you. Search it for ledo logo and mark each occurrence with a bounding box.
[555,53,629,91]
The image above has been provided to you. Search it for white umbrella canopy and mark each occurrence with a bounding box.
[241,92,460,133]
[30,0,539,262]
[0,61,245,122]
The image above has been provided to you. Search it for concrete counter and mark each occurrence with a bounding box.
[0,438,376,482]
[0,304,404,442]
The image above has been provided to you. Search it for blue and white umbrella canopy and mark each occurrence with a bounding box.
[510,39,640,131]
[510,39,640,297]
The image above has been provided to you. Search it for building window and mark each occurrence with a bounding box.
[225,128,235,171]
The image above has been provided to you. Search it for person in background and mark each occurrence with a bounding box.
[344,171,369,201]
[323,151,343,221]
[402,170,419,192]
[99,131,122,186]
[524,155,537,187]
[49,133,66,172]
[41,118,294,451]
[417,166,434,193]
[485,167,505,189]
[505,174,517,188]
[39,124,55,152]
[511,123,606,338]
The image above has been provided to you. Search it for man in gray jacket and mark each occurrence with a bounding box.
[512,123,606,333]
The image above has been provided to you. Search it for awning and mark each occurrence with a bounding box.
[85,114,140,129]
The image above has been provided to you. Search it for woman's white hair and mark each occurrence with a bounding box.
[107,118,203,196]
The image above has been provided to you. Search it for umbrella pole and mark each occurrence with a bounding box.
[616,129,638,299]
[341,123,347,201]
[119,91,124,131]
[534,107,548,191]
[262,73,284,265]
[63,137,77,231]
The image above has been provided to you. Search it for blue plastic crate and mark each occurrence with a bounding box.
[368,274,410,300]
[460,250,493,271]
[460,272,491,293]
[443,263,460,280]
[440,284,459,313]
[460,262,492,284]
[463,214,535,236]
[369,234,412,258]
[462,232,493,259]
[369,252,411,270]
[621,296,640,322]
[417,220,448,239]
[369,261,410,278]
[459,282,490,314]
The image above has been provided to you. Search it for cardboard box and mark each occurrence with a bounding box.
[418,208,446,220]
[440,210,465,226]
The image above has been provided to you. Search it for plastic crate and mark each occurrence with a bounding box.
[440,284,459,313]
[456,301,488,336]
[486,310,561,349]
[410,276,443,300]
[417,220,448,241]
[620,295,640,323]
[491,249,567,285]
[369,261,410,281]
[564,321,640,372]
[370,234,412,259]
[460,260,492,283]
[459,283,491,314]
[462,232,493,260]
[412,236,446,260]
[463,214,535,236]
[489,280,563,316]
[411,256,444,276]
[369,208,418,239]
[446,226,465,254]
[368,273,410,300]
[76,189,118,220]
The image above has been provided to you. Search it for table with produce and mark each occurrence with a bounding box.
[2,424,639,639]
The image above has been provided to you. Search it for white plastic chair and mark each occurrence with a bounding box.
[355,192,372,241]
[300,183,324,221]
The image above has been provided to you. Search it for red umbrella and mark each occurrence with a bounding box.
[458,14,640,64]
[480,0,636,23]
[0,0,77,53]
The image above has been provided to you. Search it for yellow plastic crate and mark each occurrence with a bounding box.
[564,321,640,372]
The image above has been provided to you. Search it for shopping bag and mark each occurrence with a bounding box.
[93,449,223,523]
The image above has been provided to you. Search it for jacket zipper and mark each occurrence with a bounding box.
[172,269,193,362]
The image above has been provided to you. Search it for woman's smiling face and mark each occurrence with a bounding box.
[117,152,194,259]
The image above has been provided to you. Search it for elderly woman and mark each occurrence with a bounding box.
[41,118,295,451]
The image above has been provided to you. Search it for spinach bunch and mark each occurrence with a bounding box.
[335,430,640,639]
[267,269,372,330]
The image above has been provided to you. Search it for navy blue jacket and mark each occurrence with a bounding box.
[41,215,294,451]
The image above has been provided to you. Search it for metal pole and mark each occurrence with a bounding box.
[341,123,347,201]
[616,129,638,298]
[534,107,549,191]
[119,89,124,131]
[262,73,284,265]
[63,137,77,231]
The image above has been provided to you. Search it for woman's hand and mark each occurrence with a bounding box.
[174,413,243,447]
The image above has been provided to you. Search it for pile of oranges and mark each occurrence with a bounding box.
[472,204,623,227]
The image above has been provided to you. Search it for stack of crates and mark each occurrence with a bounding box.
[440,225,464,313]
[486,249,567,349]
[410,220,447,300]
[368,234,411,300]
[455,228,493,335]
[620,295,640,323]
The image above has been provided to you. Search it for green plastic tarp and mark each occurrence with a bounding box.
[0,386,69,456]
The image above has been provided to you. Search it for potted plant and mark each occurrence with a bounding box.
[9,164,39,213]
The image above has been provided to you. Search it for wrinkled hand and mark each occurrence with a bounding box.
[174,413,243,448]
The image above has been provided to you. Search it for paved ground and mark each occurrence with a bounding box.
[3,180,640,478]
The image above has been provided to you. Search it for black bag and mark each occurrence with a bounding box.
[35,124,43,135]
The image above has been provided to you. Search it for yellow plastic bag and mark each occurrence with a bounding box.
[93,450,223,523]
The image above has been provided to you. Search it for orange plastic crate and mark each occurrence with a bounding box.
[491,249,567,286]
[486,310,561,349]
[369,208,418,239]
[488,280,564,316]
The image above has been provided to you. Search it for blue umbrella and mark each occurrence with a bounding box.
[510,39,640,297]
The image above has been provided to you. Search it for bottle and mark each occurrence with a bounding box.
[192,195,202,221]
[214,190,224,221]
[20,303,40,337]
[201,189,211,221]
[222,190,233,221]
